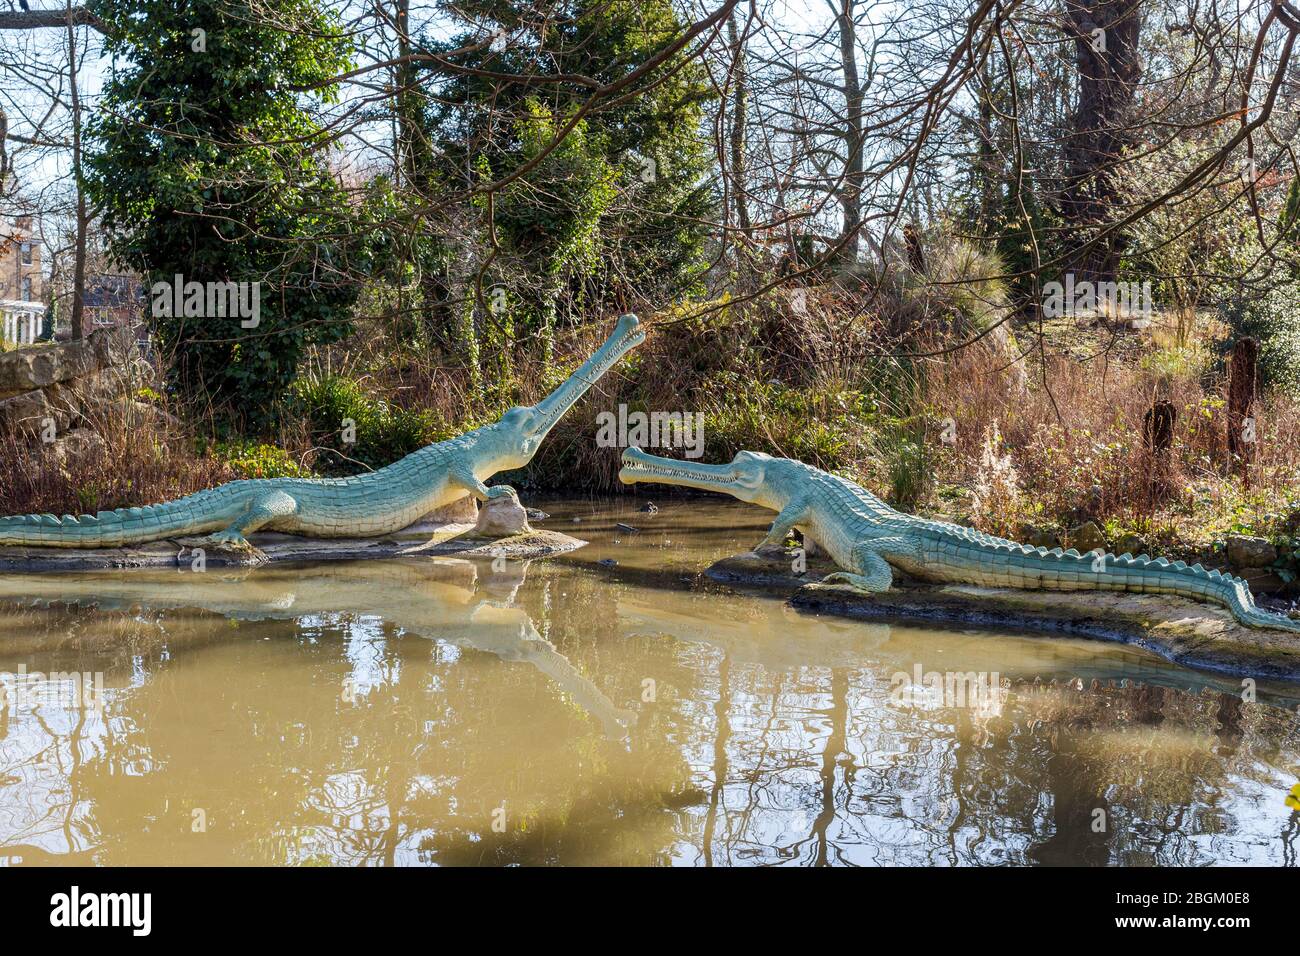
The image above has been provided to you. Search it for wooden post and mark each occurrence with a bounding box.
[1143,399,1176,452]
[903,223,926,274]
[1142,398,1177,501]
[1226,336,1259,479]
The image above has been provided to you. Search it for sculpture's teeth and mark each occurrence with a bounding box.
[626,462,736,484]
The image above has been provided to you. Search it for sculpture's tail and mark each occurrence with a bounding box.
[959,535,1300,634]
[0,498,221,549]
[1096,552,1300,632]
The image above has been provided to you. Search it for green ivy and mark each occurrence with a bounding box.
[86,0,369,429]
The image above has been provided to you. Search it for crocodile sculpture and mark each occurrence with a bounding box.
[619,447,1300,634]
[0,313,644,550]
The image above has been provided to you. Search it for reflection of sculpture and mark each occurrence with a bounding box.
[0,314,643,550]
[620,448,1300,634]
[0,559,633,739]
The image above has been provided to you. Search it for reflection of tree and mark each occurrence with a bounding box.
[619,589,1300,866]
[1012,681,1298,866]
[805,669,849,866]
[1283,813,1299,867]
[0,599,175,864]
[701,653,730,867]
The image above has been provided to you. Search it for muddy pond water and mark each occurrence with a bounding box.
[0,497,1297,866]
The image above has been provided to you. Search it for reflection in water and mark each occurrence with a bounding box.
[0,496,1297,866]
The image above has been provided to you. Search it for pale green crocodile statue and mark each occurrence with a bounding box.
[619,447,1300,633]
[0,313,644,550]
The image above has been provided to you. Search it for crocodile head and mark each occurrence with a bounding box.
[487,314,645,468]
[618,448,776,505]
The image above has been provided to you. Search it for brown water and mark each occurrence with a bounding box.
[0,497,1298,866]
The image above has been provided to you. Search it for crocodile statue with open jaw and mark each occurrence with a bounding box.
[0,314,644,550]
[619,447,1300,634]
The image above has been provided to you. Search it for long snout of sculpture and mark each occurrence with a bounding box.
[618,448,742,497]
[531,314,645,436]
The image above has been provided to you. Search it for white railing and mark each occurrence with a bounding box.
[0,300,46,346]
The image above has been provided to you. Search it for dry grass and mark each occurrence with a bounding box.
[3,296,1298,560]
[925,321,1300,546]
[0,401,238,519]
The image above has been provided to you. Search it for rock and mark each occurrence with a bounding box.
[706,548,840,590]
[638,502,659,514]
[1065,485,1104,524]
[474,490,531,537]
[1226,534,1277,568]
[0,526,587,572]
[598,558,618,568]
[91,397,180,431]
[1067,521,1107,554]
[1016,523,1062,550]
[791,580,1300,682]
[0,337,101,392]
[57,365,131,409]
[525,508,549,520]
[1113,533,1146,557]
[88,326,134,368]
[616,522,639,534]
[0,329,141,444]
[48,428,108,467]
[421,495,477,524]
[1239,567,1287,595]
[0,388,68,436]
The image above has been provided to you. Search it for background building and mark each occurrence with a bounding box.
[83,274,146,332]
[0,216,45,345]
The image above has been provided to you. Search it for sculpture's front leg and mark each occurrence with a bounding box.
[452,468,516,502]
[753,500,808,553]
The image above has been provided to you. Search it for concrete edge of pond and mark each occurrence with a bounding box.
[707,551,1300,682]
[0,522,587,572]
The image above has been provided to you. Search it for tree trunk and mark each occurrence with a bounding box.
[834,0,864,269]
[1226,336,1259,478]
[67,10,87,341]
[727,15,751,236]
[726,12,752,277]
[976,64,1000,233]
[1062,0,1144,286]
